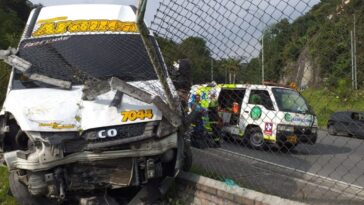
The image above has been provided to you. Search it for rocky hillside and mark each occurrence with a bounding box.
[257,0,363,89]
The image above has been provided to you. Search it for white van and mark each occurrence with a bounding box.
[0,4,190,204]
[189,83,318,150]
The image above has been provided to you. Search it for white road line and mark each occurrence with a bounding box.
[217,148,364,190]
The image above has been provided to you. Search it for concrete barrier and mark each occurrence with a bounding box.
[175,172,307,205]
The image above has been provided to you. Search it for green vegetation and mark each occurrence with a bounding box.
[0,0,33,103]
[190,164,222,181]
[0,167,17,205]
[0,63,10,103]
[302,88,364,127]
[156,0,364,127]
[158,0,364,89]
[0,1,33,203]
[249,0,364,89]
[157,36,250,84]
[0,0,32,49]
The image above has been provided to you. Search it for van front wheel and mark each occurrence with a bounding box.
[247,127,265,149]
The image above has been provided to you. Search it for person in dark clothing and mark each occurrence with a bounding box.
[208,93,222,147]
[191,94,204,132]
[171,59,192,91]
[169,59,192,115]
[189,94,209,149]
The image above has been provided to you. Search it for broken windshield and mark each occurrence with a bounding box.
[16,34,158,85]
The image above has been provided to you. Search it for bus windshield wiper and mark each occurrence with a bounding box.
[0,48,72,89]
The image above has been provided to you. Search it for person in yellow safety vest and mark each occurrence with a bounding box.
[208,93,222,148]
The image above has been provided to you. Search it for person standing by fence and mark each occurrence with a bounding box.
[190,94,208,148]
[208,92,222,147]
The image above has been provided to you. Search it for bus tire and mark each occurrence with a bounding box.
[9,171,57,205]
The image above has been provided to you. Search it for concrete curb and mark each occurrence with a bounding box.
[177,172,307,205]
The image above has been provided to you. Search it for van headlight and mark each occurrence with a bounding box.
[277,124,294,132]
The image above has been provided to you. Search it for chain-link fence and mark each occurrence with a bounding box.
[151,0,364,204]
[0,1,363,204]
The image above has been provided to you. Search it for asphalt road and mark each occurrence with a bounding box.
[221,130,364,187]
[192,130,364,204]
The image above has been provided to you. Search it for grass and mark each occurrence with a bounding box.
[0,63,15,205]
[302,88,364,127]
[0,63,10,104]
[190,165,222,181]
[0,167,17,205]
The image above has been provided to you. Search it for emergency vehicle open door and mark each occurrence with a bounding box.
[217,88,246,136]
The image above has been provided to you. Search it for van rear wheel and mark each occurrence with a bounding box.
[247,127,265,149]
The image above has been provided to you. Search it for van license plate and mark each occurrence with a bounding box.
[287,136,297,143]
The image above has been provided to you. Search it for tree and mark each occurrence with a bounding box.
[0,0,32,103]
[156,36,183,69]
[262,19,292,82]
[244,58,262,84]
[179,37,212,83]
[0,0,32,49]
[220,57,243,84]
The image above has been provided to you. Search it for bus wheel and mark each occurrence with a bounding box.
[9,171,57,205]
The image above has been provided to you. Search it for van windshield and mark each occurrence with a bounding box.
[272,88,313,114]
[17,34,158,85]
[352,112,364,121]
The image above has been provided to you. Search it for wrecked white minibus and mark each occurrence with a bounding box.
[0,3,191,204]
